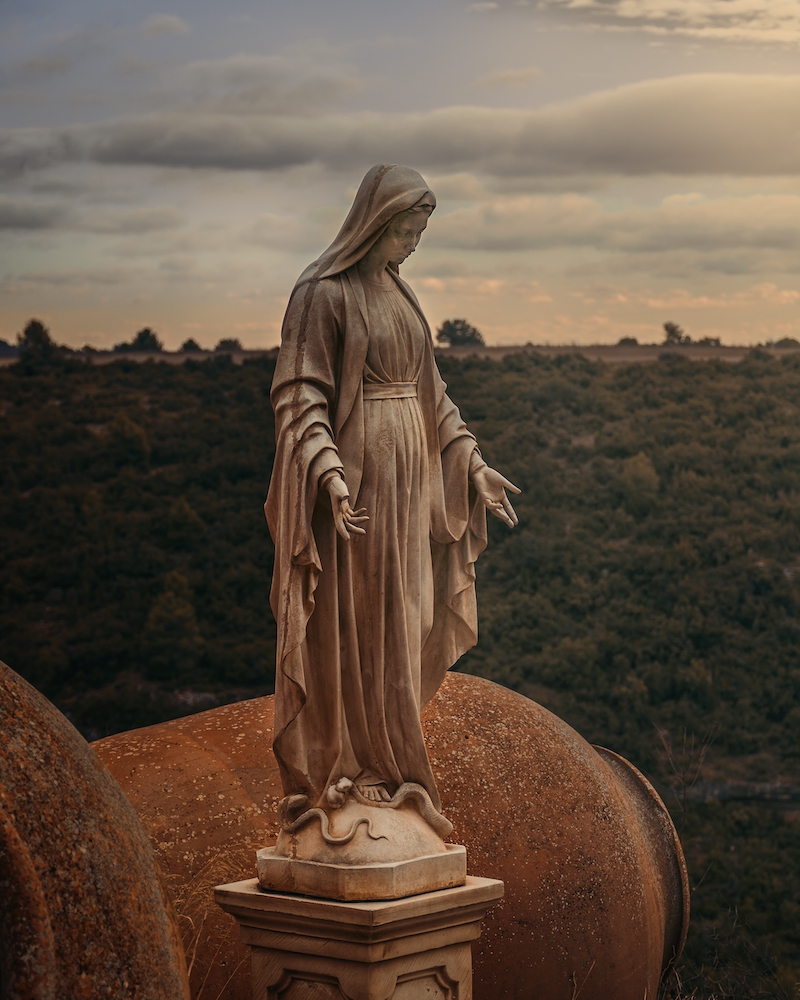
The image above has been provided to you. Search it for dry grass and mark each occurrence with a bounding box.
[162,847,257,1000]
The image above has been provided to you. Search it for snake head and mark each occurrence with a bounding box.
[326,777,354,809]
[278,794,310,828]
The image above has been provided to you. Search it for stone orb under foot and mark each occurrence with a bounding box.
[275,796,450,865]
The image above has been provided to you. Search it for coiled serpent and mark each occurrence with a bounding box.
[278,780,453,845]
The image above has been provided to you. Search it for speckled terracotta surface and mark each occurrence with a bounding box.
[425,676,689,1000]
[0,660,190,1000]
[94,672,688,1000]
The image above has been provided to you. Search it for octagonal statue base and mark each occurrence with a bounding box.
[215,875,504,1000]
[257,843,467,901]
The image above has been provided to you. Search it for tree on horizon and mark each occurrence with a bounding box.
[436,318,485,348]
[114,328,163,353]
[214,338,243,352]
[663,321,691,345]
[17,318,57,359]
[15,318,64,369]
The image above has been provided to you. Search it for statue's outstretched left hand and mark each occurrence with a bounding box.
[472,466,521,528]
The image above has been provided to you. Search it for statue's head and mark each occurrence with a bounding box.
[373,198,436,268]
[297,165,436,284]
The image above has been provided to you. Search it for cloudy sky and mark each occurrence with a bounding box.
[2,0,799,348]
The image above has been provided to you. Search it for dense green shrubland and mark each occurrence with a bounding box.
[441,350,800,782]
[0,355,278,735]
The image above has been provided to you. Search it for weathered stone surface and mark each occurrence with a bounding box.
[94,672,688,1000]
[215,875,503,1000]
[257,843,467,901]
[0,660,190,1000]
[274,796,451,867]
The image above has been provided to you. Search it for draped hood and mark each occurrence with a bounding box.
[296,164,436,286]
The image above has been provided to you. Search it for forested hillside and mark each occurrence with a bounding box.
[1,355,278,734]
[3,348,800,996]
[442,350,800,782]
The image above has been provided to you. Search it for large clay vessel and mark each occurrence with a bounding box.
[93,672,688,1000]
[0,660,190,1000]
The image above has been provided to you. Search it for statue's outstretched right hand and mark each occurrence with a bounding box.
[325,474,369,541]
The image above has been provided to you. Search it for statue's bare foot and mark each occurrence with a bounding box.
[356,783,391,802]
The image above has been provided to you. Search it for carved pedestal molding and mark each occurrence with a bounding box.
[214,875,504,1000]
[257,843,467,901]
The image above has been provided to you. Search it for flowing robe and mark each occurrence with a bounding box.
[266,266,487,811]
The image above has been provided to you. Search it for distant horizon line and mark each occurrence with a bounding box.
[4,339,800,365]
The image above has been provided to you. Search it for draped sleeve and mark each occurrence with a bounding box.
[265,278,346,691]
[400,286,488,706]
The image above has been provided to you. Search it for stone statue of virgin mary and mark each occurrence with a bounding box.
[265,165,519,871]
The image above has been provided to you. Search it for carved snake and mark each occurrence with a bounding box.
[278,781,453,845]
[350,782,454,838]
[278,794,385,845]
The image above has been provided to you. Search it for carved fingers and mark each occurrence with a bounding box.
[325,474,369,540]
[338,502,369,540]
[473,466,521,528]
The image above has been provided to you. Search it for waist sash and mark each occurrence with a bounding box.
[362,381,418,400]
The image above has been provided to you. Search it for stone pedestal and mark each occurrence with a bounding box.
[214,875,504,1000]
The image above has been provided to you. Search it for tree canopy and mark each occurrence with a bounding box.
[214,338,243,352]
[663,321,690,345]
[436,318,485,348]
[114,328,163,353]
[17,319,59,362]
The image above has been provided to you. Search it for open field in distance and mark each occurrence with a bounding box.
[3,341,800,369]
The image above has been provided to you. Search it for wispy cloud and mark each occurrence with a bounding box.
[477,66,541,88]
[0,196,66,229]
[142,14,190,38]
[79,206,184,234]
[504,0,800,43]
[432,193,800,259]
[160,54,365,114]
[625,282,800,309]
[6,28,105,85]
[5,265,137,289]
[244,212,328,253]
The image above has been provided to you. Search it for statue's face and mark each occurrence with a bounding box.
[380,212,430,267]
